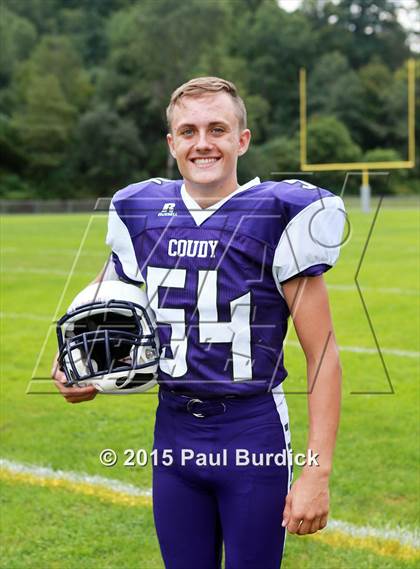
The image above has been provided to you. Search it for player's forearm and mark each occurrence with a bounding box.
[304,349,342,477]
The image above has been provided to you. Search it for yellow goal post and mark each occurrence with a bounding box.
[299,59,416,212]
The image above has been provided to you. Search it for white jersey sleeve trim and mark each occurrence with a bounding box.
[273,195,345,290]
[106,202,144,283]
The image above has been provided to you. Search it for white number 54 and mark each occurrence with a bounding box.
[147,267,252,381]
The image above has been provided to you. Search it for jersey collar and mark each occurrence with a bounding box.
[180,177,261,226]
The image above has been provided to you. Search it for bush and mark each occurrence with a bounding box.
[0,172,34,199]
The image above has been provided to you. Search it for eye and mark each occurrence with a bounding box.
[211,127,225,135]
[180,128,194,137]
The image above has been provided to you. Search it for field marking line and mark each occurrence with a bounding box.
[2,247,105,257]
[328,284,419,296]
[312,528,420,561]
[1,267,95,277]
[0,458,419,562]
[0,312,52,322]
[286,341,420,359]
[0,458,151,507]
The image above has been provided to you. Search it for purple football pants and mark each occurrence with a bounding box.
[152,386,292,569]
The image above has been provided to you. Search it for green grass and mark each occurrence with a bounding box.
[0,480,160,569]
[1,205,419,568]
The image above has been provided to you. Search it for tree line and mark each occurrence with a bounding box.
[0,0,418,199]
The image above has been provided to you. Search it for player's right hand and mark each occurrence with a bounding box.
[51,354,97,404]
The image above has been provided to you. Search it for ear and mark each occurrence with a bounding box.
[238,129,251,157]
[167,133,177,159]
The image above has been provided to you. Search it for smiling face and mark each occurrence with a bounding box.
[167,92,251,202]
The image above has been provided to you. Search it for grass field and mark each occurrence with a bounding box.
[1,199,419,568]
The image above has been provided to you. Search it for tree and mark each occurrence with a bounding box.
[54,0,133,66]
[12,74,77,171]
[99,0,235,177]
[384,60,420,191]
[235,0,318,138]
[8,36,93,192]
[0,0,415,198]
[11,36,93,112]
[3,0,61,35]
[307,115,362,164]
[0,6,37,88]
[362,148,409,194]
[308,52,365,144]
[102,0,233,114]
[0,114,27,172]
[239,135,300,182]
[302,0,411,69]
[357,57,394,148]
[74,106,146,194]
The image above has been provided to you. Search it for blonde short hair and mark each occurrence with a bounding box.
[166,76,247,131]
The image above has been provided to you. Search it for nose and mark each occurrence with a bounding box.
[195,130,213,152]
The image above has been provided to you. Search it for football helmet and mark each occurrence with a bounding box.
[56,281,159,394]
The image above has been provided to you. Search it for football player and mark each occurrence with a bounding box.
[53,77,345,569]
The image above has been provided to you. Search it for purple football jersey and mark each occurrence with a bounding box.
[106,177,345,396]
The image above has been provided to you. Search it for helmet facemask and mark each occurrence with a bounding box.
[57,292,159,394]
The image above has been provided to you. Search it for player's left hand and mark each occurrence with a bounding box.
[282,470,330,535]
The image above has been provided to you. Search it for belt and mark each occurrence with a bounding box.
[159,388,228,418]
[158,387,268,418]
